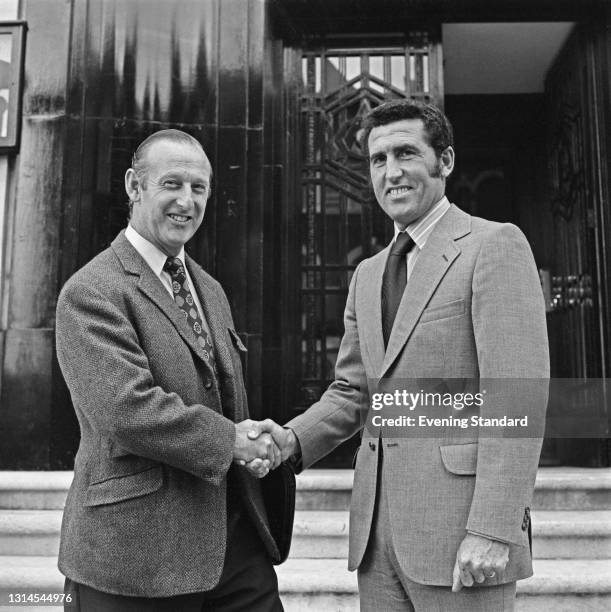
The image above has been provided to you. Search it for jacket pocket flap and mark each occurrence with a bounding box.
[420,298,465,324]
[439,443,478,475]
[84,465,163,507]
[228,328,247,352]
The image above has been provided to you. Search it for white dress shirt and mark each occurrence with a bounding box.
[125,225,210,336]
[393,196,451,281]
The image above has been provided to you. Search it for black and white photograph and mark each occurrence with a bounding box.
[0,1,610,610]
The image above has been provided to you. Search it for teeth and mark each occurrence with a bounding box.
[169,214,189,222]
[389,187,411,195]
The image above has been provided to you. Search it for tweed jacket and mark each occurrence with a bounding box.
[55,231,279,597]
[288,204,549,586]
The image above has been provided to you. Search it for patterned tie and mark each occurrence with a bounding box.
[381,232,416,348]
[164,256,215,363]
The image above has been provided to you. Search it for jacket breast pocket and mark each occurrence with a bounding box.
[420,298,465,324]
[228,327,247,352]
[84,465,163,507]
[439,442,478,475]
[228,327,248,372]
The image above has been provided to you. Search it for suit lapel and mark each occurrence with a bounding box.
[380,205,469,378]
[112,232,216,373]
[360,247,389,375]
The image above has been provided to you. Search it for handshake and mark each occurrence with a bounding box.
[233,419,299,478]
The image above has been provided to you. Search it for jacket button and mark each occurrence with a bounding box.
[522,507,530,531]
[369,442,376,451]
[204,379,213,390]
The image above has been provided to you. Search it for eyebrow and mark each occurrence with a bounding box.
[158,171,209,184]
[369,144,420,159]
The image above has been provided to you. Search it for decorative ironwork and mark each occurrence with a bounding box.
[297,37,442,405]
[545,27,605,380]
[549,103,584,221]
[550,274,593,310]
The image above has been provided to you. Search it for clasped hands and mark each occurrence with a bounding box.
[233,419,298,478]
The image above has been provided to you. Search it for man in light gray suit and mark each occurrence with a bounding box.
[56,130,286,611]
[259,100,549,610]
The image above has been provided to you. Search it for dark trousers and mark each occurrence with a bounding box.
[64,514,283,612]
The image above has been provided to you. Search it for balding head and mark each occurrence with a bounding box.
[131,129,212,188]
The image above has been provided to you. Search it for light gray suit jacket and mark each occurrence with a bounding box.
[56,231,279,597]
[288,204,549,586]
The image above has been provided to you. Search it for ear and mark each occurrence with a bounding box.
[125,168,141,203]
[439,146,455,178]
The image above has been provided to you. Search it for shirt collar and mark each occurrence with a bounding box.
[125,224,186,277]
[393,196,450,249]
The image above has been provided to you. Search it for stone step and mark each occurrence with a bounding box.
[292,510,611,560]
[534,468,611,511]
[0,510,62,556]
[295,468,611,511]
[1,557,609,611]
[0,473,72,510]
[3,508,610,560]
[2,469,611,511]
[532,511,611,559]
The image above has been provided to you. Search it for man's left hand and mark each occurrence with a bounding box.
[451,533,509,592]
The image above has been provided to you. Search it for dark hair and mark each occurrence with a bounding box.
[127,129,210,215]
[360,99,453,157]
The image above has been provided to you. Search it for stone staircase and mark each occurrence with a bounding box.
[0,468,610,611]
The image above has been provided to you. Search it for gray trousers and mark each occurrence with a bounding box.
[357,451,516,611]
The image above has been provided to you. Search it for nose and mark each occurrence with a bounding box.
[386,156,402,181]
[176,184,194,208]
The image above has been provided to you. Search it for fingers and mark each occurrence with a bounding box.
[270,440,281,469]
[451,560,463,593]
[246,419,263,440]
[458,564,474,589]
[241,457,271,478]
[239,420,297,464]
[471,567,486,584]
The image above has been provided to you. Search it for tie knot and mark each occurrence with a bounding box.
[391,232,414,256]
[164,256,185,280]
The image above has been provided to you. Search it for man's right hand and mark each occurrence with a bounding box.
[247,419,299,463]
[234,419,299,479]
[233,420,280,468]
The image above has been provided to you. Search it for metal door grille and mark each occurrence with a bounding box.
[296,35,442,406]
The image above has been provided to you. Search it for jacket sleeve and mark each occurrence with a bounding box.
[466,223,549,545]
[287,263,369,469]
[55,280,236,485]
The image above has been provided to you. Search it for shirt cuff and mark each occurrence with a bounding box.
[284,427,303,472]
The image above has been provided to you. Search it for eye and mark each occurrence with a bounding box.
[163,179,179,188]
[370,154,385,166]
[192,184,208,194]
[398,150,416,160]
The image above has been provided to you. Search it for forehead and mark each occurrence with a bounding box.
[368,118,431,153]
[143,140,211,177]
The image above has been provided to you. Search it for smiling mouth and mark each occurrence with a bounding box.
[387,186,413,196]
[168,213,191,224]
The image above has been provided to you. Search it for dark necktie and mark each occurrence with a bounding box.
[381,232,415,347]
[164,257,215,364]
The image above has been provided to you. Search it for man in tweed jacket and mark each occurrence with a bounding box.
[56,130,284,611]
